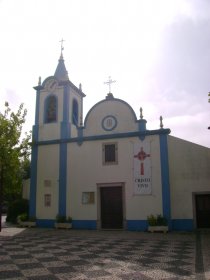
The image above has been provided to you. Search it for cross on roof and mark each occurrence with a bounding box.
[59,38,65,53]
[104,76,116,93]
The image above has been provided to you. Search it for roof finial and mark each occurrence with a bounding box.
[38,76,41,86]
[160,116,164,129]
[79,83,82,91]
[140,107,143,119]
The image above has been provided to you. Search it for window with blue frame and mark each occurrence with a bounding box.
[45,95,57,123]
[72,99,78,125]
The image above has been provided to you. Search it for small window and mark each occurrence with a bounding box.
[45,95,57,123]
[82,192,95,204]
[103,143,118,165]
[44,194,51,207]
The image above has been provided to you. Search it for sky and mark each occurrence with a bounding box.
[0,0,210,148]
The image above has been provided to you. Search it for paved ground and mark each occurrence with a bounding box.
[0,216,209,280]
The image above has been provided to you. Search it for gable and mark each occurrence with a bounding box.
[83,98,138,136]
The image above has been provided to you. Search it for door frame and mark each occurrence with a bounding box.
[193,192,210,228]
[97,182,126,230]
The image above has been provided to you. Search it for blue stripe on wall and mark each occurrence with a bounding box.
[61,85,70,139]
[172,219,194,231]
[59,143,67,216]
[72,220,97,229]
[63,85,69,123]
[36,219,55,228]
[29,137,38,217]
[126,220,148,231]
[29,87,41,217]
[159,134,171,229]
[35,219,194,231]
[58,85,70,217]
[35,220,97,229]
[34,90,40,126]
[34,128,171,146]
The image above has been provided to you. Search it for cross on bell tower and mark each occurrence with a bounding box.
[59,38,65,54]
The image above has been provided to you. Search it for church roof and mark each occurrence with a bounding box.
[54,52,69,81]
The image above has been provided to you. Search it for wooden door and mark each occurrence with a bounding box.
[196,194,210,228]
[100,187,123,229]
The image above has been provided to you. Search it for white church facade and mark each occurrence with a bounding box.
[29,51,210,231]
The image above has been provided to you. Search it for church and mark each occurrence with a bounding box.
[29,49,210,231]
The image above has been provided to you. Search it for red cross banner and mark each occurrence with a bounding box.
[133,141,152,195]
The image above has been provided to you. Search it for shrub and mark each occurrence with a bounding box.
[157,214,168,226]
[56,215,72,223]
[147,214,158,226]
[147,214,168,226]
[18,213,28,222]
[17,214,36,223]
[6,199,29,223]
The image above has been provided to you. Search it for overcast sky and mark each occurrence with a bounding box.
[0,0,210,147]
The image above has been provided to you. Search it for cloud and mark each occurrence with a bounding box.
[0,0,209,147]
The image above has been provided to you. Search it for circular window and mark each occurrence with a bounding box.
[102,115,117,131]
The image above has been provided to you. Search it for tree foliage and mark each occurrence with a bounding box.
[0,102,31,202]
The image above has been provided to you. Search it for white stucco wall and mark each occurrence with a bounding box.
[39,123,61,141]
[168,135,210,219]
[39,88,64,124]
[38,87,64,141]
[84,99,138,136]
[36,145,59,219]
[66,135,163,221]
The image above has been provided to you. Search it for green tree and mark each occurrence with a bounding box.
[0,102,31,229]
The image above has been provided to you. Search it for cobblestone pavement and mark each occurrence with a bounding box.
[0,217,208,280]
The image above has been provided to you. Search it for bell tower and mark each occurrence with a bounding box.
[30,46,85,219]
[33,48,85,142]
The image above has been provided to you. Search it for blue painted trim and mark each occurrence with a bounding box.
[172,219,194,231]
[126,220,148,231]
[58,86,69,217]
[29,144,38,217]
[63,85,69,123]
[61,122,71,139]
[35,219,194,231]
[101,115,117,131]
[59,143,67,217]
[137,119,147,132]
[29,87,41,217]
[36,219,55,228]
[84,98,138,127]
[60,85,70,139]
[32,125,39,142]
[159,134,171,229]
[33,128,171,146]
[34,89,40,126]
[72,220,97,230]
[81,95,84,124]
[59,80,85,97]
[78,127,83,145]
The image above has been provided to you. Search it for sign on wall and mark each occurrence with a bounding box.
[133,141,152,195]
